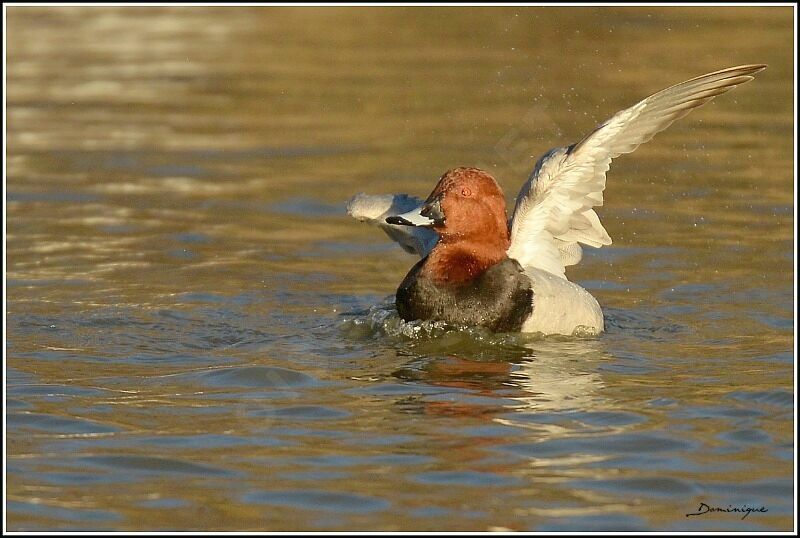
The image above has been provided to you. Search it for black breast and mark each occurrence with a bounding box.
[395,257,533,332]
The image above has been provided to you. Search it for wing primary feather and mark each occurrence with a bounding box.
[508,64,766,277]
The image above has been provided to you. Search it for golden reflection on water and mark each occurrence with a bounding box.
[6,5,794,532]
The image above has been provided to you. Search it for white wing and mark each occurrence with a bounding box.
[507,64,767,278]
[346,193,439,258]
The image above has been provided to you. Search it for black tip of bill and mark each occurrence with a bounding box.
[386,215,415,226]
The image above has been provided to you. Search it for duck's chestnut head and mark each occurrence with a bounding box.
[387,167,509,248]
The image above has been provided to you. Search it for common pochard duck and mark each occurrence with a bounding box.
[348,64,766,336]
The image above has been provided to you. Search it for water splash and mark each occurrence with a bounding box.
[340,296,597,351]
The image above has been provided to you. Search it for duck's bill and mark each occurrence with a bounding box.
[386,195,445,227]
[385,206,435,227]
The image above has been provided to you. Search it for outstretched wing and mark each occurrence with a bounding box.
[346,193,439,258]
[507,64,767,278]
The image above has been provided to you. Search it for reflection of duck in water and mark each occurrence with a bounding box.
[349,65,766,336]
[509,341,607,413]
[393,337,608,421]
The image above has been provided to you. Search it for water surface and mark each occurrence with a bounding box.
[5,6,795,532]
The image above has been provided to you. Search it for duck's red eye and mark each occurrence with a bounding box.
[461,187,472,197]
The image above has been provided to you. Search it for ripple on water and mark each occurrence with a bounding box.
[586,452,735,474]
[47,432,285,453]
[242,490,390,513]
[499,432,694,459]
[717,428,772,445]
[353,434,420,446]
[6,398,33,410]
[669,405,766,420]
[752,351,794,365]
[136,498,192,509]
[5,366,39,384]
[536,512,649,532]
[724,390,794,409]
[182,365,319,389]
[6,500,121,526]
[252,405,351,421]
[412,470,521,487]
[6,383,111,402]
[6,412,120,435]
[449,424,526,439]
[701,478,794,502]
[276,470,350,482]
[79,455,234,477]
[27,470,119,487]
[7,458,117,487]
[570,476,698,499]
[345,382,447,396]
[291,454,435,467]
[507,410,647,429]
